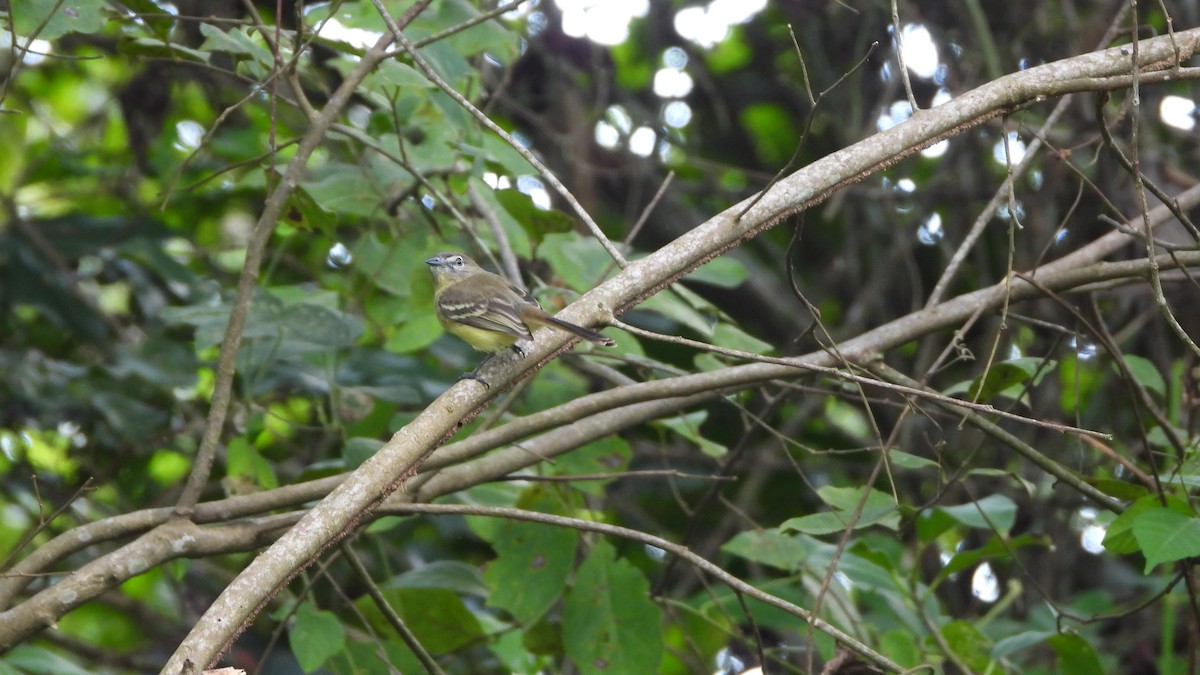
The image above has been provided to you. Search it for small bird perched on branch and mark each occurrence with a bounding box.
[425,251,615,383]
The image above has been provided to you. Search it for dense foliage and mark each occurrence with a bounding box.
[3,1,1200,673]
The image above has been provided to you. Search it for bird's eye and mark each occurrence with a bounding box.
[451,256,463,266]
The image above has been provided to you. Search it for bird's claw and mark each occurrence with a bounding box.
[458,369,490,388]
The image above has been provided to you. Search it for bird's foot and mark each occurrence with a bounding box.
[458,367,490,388]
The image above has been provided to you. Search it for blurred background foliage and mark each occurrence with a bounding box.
[2,0,1200,673]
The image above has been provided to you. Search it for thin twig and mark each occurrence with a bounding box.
[869,362,1125,513]
[889,0,918,112]
[467,179,522,283]
[736,34,877,220]
[340,542,447,675]
[609,318,1112,440]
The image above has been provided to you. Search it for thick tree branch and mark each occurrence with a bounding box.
[0,517,299,651]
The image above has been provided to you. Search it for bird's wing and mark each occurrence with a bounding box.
[508,279,540,307]
[437,276,534,340]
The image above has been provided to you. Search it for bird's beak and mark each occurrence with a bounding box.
[424,256,443,267]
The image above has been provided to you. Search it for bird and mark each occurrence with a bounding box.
[425,251,614,383]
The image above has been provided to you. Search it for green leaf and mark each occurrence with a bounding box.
[363,59,434,91]
[657,411,727,457]
[1058,353,1102,416]
[14,427,80,481]
[281,186,334,235]
[549,436,632,495]
[563,541,663,674]
[889,450,939,470]
[163,290,362,355]
[1103,494,1189,554]
[992,630,1056,658]
[455,181,530,258]
[486,520,578,625]
[721,529,812,571]
[823,397,873,442]
[353,234,436,299]
[477,133,537,176]
[1047,632,1105,675]
[935,494,1017,534]
[540,234,616,292]
[879,629,924,668]
[116,0,174,38]
[915,507,958,542]
[1122,354,1166,399]
[739,102,801,166]
[302,165,386,218]
[1091,477,1151,502]
[226,436,278,489]
[327,639,423,674]
[706,27,753,73]
[290,603,345,673]
[639,290,718,336]
[356,587,484,654]
[610,39,654,90]
[940,620,994,673]
[426,115,473,164]
[947,357,1052,402]
[416,40,474,93]
[494,188,574,247]
[3,645,95,675]
[1133,507,1200,573]
[709,322,773,356]
[57,602,144,652]
[392,560,489,598]
[413,0,520,62]
[490,628,546,673]
[683,256,748,289]
[387,310,445,354]
[0,114,27,193]
[146,449,190,486]
[936,533,1048,582]
[816,486,898,520]
[198,23,274,65]
[12,0,108,40]
[343,437,384,470]
[781,486,899,535]
[522,614,564,656]
[277,300,364,349]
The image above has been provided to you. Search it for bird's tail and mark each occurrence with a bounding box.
[535,314,616,347]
